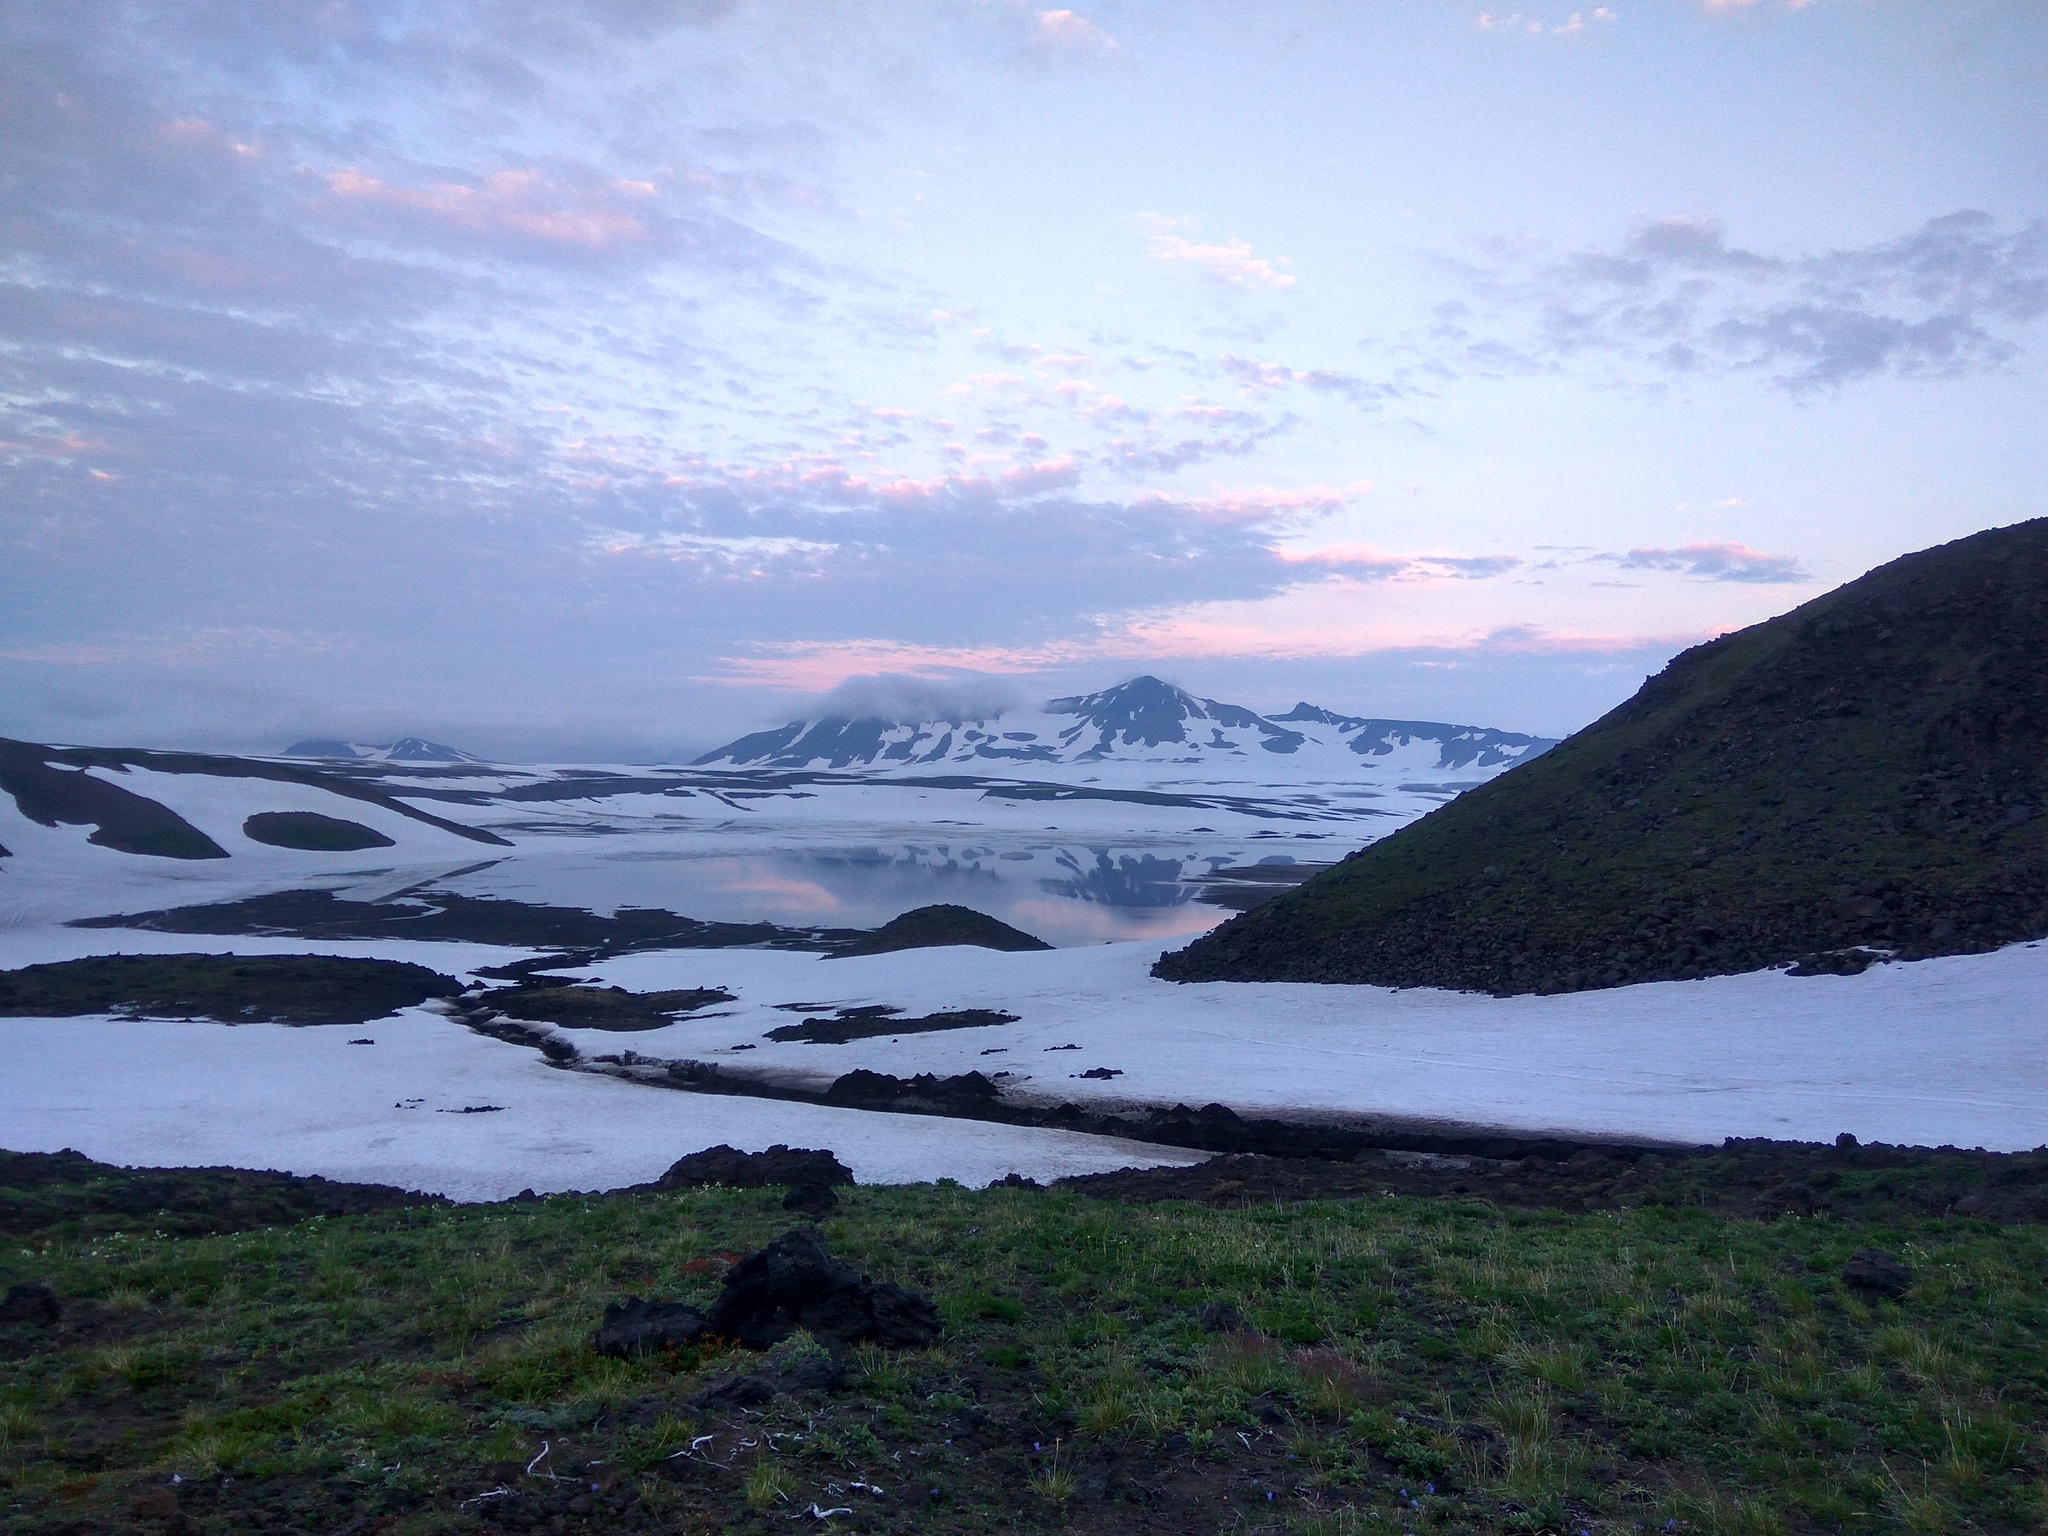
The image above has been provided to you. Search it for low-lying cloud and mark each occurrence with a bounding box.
[804,671,1029,726]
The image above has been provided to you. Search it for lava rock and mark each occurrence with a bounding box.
[782,1181,841,1216]
[824,1068,1003,1112]
[128,1488,179,1521]
[0,1281,60,1327]
[596,1228,939,1358]
[706,1226,940,1349]
[590,1298,708,1358]
[687,1373,777,1411]
[657,1143,854,1191]
[777,1350,849,1393]
[1842,1247,1913,1300]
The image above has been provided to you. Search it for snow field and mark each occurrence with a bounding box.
[0,1005,1208,1201]
[559,937,2048,1153]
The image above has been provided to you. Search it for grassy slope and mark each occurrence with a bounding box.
[1158,518,2048,993]
[4,1178,2047,1535]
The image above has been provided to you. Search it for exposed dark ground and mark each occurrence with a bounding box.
[239,811,395,852]
[1160,517,2048,994]
[0,1149,444,1242]
[829,904,1052,958]
[0,742,225,860]
[68,893,1064,965]
[1065,1139,2048,1224]
[0,954,461,1027]
[762,1007,1021,1045]
[0,737,507,852]
[485,984,736,1032]
[72,888,860,957]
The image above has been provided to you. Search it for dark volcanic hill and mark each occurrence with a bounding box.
[1155,519,2048,994]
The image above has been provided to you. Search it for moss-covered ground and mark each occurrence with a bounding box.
[4,1170,2046,1535]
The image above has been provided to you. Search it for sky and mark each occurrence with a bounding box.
[2,0,2043,760]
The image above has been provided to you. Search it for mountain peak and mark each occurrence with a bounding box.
[282,737,482,763]
[1045,676,1210,749]
[694,675,1554,774]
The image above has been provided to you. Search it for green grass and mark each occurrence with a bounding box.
[3,1184,2045,1533]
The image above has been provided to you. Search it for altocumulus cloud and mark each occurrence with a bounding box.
[1432,211,2048,392]
[1607,542,1810,584]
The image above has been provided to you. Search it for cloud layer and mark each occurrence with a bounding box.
[1434,212,2048,392]
[0,2,2035,754]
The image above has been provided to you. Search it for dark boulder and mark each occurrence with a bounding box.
[776,1349,848,1393]
[687,1373,777,1411]
[782,1182,841,1216]
[591,1228,937,1359]
[657,1144,854,1191]
[1842,1247,1913,1300]
[590,1298,707,1358]
[0,1281,60,1327]
[705,1226,940,1350]
[823,1069,1003,1113]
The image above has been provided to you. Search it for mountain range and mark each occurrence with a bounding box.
[1157,518,2048,993]
[695,676,1556,775]
[280,738,483,763]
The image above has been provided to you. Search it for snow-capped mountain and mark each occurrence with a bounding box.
[695,675,1554,774]
[280,737,483,763]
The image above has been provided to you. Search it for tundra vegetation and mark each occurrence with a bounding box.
[3,1152,2045,1534]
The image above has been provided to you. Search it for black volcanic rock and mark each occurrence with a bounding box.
[708,1227,939,1350]
[1156,518,2048,994]
[831,903,1052,958]
[591,1298,707,1358]
[655,1144,854,1191]
[1842,1248,1913,1300]
[592,1229,937,1355]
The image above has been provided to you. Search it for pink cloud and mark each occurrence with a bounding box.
[318,167,653,249]
[704,611,1711,694]
[1141,217,1296,291]
[1033,9,1119,55]
[1160,484,1366,526]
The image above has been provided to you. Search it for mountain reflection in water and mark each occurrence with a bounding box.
[548,840,1287,945]
[1040,852,1194,909]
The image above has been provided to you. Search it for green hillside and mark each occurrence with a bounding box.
[1156,518,2048,993]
